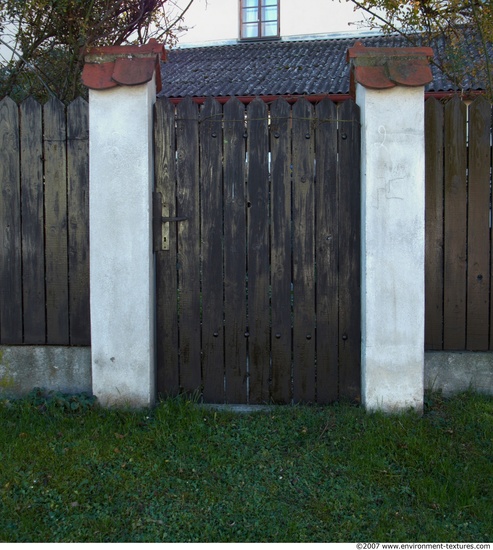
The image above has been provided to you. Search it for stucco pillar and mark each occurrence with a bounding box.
[347,42,433,412]
[82,41,165,407]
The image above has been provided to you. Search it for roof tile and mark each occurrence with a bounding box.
[159,32,486,99]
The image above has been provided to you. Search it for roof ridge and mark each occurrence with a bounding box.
[169,33,402,53]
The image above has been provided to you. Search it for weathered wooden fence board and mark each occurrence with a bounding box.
[336,99,361,400]
[154,96,361,404]
[443,96,468,349]
[67,98,90,345]
[315,98,339,403]
[20,98,46,343]
[246,98,270,404]
[292,98,316,402]
[44,98,69,345]
[200,98,224,402]
[270,98,292,403]
[223,97,248,402]
[154,98,180,395]
[176,98,201,392]
[466,97,491,350]
[425,98,444,350]
[0,96,89,346]
[0,97,22,344]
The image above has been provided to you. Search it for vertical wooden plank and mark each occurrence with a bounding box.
[246,98,270,404]
[337,99,361,401]
[0,97,23,344]
[443,96,467,350]
[314,98,339,403]
[292,98,316,402]
[67,97,90,345]
[223,98,248,403]
[44,97,69,345]
[424,98,445,350]
[467,97,491,350]
[176,97,201,394]
[154,98,180,396]
[200,98,225,402]
[270,99,292,403]
[491,103,493,350]
[20,97,46,344]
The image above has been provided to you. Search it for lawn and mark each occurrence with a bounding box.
[0,389,492,542]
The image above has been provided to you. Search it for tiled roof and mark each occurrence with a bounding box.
[159,32,485,99]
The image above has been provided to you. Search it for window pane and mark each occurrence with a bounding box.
[241,0,278,38]
[243,6,258,22]
[242,22,259,38]
[261,5,277,21]
[261,20,277,36]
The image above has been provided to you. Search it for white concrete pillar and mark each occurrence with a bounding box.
[348,42,434,412]
[82,42,164,407]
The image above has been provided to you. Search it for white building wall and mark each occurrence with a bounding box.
[175,0,367,46]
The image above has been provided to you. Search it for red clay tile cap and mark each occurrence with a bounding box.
[353,66,395,90]
[112,57,158,87]
[81,62,118,90]
[347,41,433,90]
[387,58,434,87]
[82,40,165,92]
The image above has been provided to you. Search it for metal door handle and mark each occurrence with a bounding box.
[153,192,188,252]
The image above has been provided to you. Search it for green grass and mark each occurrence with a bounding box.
[1,389,492,542]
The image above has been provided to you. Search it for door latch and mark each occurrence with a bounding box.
[153,192,188,251]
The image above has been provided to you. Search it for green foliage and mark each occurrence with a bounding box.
[23,387,98,413]
[0,0,193,102]
[0,391,492,542]
[2,387,99,414]
[0,350,15,391]
[348,0,493,99]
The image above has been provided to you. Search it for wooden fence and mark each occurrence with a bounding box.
[0,96,89,346]
[425,95,493,351]
[1,94,492,352]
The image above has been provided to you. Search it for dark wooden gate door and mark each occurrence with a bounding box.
[154,96,360,404]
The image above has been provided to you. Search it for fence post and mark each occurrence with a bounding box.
[347,42,433,412]
[82,41,164,407]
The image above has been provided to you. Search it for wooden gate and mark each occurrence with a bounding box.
[154,96,360,404]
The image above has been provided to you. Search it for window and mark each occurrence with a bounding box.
[240,0,279,40]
